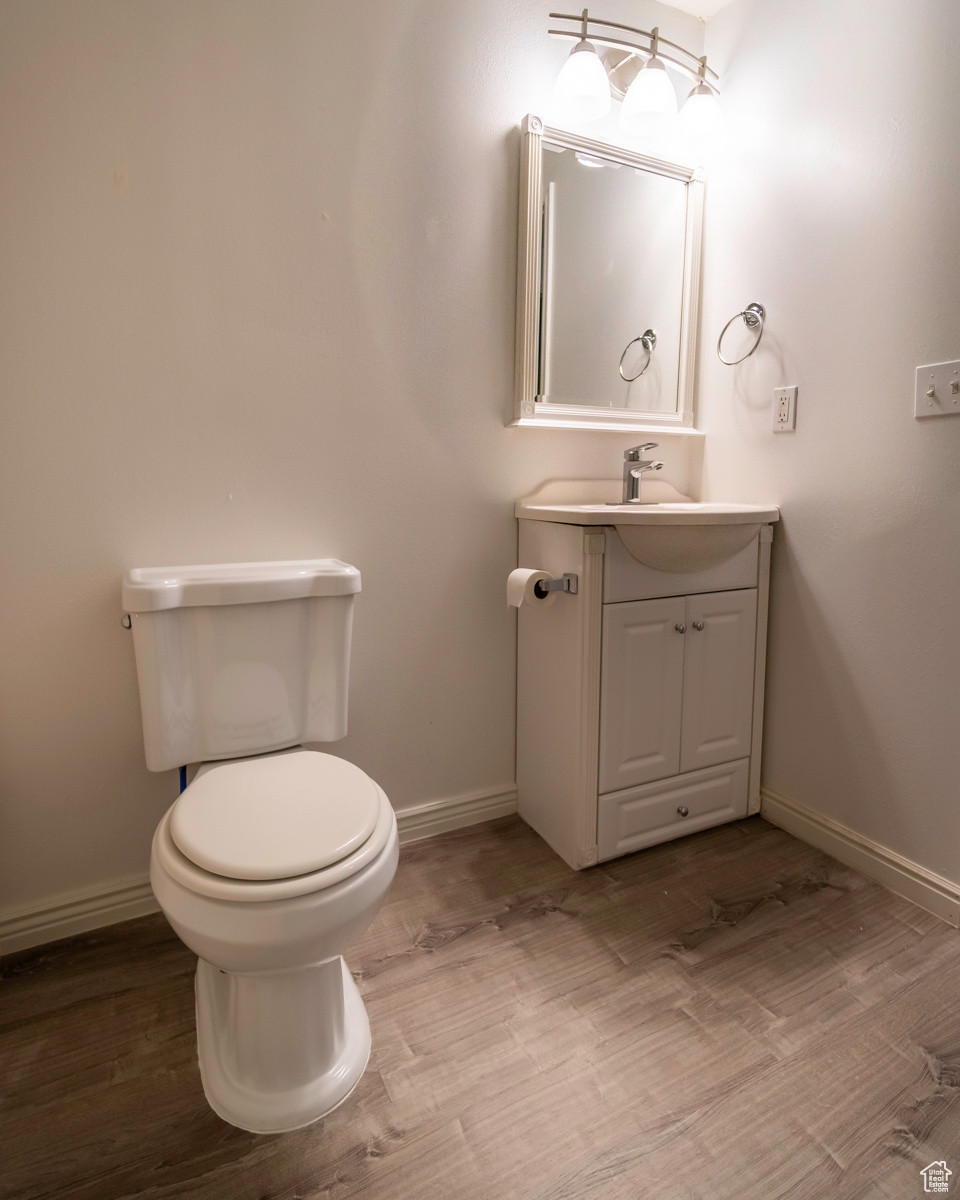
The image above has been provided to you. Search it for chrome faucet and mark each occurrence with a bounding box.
[610,443,664,505]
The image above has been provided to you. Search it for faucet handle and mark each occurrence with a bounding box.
[625,442,658,460]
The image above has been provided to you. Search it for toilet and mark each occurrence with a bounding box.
[122,559,398,1134]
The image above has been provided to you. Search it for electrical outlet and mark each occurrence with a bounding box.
[915,360,960,418]
[773,386,797,432]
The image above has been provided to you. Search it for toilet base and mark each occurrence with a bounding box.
[195,955,371,1134]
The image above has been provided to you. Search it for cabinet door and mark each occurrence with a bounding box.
[600,596,685,793]
[680,589,757,774]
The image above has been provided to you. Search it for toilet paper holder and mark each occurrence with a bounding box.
[534,573,578,598]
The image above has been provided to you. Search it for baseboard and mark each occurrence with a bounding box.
[396,784,518,845]
[760,786,960,927]
[1,784,519,957]
[0,873,160,958]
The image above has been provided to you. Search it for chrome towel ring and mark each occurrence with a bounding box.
[717,303,765,365]
[619,329,657,381]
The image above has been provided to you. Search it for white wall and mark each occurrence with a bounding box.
[698,0,960,883]
[0,0,705,915]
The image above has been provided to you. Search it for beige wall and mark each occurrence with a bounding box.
[0,0,704,914]
[698,0,960,882]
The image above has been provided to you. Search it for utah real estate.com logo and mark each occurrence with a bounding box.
[921,1161,953,1194]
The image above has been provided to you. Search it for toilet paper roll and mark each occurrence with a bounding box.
[507,567,556,609]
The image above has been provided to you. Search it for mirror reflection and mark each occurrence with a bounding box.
[537,142,688,414]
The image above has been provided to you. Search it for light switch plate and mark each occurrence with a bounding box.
[772,386,797,432]
[915,360,960,419]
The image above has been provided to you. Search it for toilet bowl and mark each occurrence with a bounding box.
[150,748,399,1134]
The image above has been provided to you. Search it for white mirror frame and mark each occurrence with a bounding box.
[511,114,704,432]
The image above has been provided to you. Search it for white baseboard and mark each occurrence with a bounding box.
[0,783,519,957]
[760,786,960,927]
[396,784,518,845]
[0,874,160,958]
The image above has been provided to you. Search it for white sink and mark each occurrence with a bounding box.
[516,480,780,573]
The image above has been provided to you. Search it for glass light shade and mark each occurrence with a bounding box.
[620,57,677,137]
[553,40,611,123]
[678,84,724,139]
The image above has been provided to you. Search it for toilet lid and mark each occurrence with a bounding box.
[170,750,381,881]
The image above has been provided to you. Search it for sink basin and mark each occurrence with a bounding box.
[516,480,780,573]
[614,522,762,572]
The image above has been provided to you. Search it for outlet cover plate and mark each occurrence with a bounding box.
[915,360,960,418]
[773,386,797,433]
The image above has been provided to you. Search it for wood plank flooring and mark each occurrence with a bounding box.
[2,815,959,1200]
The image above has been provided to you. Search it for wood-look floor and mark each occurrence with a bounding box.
[2,815,959,1200]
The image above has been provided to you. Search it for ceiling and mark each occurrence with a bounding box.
[660,0,738,18]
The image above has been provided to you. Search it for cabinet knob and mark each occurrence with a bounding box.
[674,623,686,633]
[677,805,689,817]
[692,620,704,631]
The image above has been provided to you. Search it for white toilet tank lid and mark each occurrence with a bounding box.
[122,558,360,612]
[170,750,381,881]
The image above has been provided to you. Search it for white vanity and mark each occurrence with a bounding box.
[514,480,780,870]
[508,117,780,868]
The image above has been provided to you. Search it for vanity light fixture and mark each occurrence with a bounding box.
[677,77,724,139]
[552,10,612,123]
[620,29,677,136]
[549,9,722,140]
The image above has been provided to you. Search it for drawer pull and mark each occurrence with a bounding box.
[692,620,704,631]
[677,805,689,817]
[674,623,686,634]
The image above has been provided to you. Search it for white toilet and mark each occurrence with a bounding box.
[122,558,398,1134]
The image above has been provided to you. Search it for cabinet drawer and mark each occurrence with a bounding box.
[598,759,749,861]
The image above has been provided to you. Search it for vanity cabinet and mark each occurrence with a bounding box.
[515,511,775,870]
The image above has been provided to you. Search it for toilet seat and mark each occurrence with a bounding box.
[154,753,395,903]
[171,750,381,880]
[154,790,394,902]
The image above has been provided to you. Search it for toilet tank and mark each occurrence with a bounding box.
[122,559,361,772]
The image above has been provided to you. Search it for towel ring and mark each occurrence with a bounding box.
[717,303,765,365]
[619,329,657,381]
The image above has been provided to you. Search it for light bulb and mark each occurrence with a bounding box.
[553,40,611,124]
[620,57,677,137]
[678,83,724,139]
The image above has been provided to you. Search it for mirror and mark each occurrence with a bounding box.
[540,146,686,413]
[512,115,703,432]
